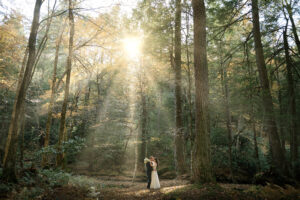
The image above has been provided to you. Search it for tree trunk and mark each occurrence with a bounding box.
[284,0,300,54]
[191,0,213,183]
[139,92,147,168]
[245,42,261,171]
[278,86,286,151]
[19,105,26,169]
[42,26,64,167]
[56,0,74,167]
[132,129,138,183]
[174,0,186,176]
[283,25,298,175]
[275,58,286,153]
[251,0,287,175]
[81,82,91,137]
[68,90,80,139]
[218,42,234,182]
[2,0,42,182]
[252,120,260,169]
[184,0,194,152]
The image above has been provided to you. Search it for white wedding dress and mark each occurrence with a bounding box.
[150,161,160,189]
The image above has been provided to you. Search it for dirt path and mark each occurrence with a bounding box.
[44,176,300,200]
[97,178,190,200]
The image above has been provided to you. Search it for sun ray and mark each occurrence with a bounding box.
[122,37,142,60]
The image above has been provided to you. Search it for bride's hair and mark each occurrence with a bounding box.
[155,158,159,168]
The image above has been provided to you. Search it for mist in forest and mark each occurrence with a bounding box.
[0,0,299,199]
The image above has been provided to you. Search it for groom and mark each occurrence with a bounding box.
[144,156,154,189]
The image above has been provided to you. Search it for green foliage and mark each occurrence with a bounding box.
[35,136,86,164]
[39,169,71,187]
[16,187,44,200]
[63,137,86,162]
[211,127,270,182]
[0,0,299,187]
[0,179,12,197]
[69,175,102,190]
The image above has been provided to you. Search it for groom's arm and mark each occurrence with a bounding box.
[146,162,151,170]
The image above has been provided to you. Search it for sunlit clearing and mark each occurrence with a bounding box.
[122,37,142,59]
[161,185,188,194]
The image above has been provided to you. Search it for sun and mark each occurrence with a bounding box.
[122,37,142,59]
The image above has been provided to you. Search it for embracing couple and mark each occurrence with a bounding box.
[144,156,160,189]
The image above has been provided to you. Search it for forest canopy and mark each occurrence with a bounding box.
[0,0,299,199]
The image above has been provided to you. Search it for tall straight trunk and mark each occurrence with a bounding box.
[56,0,74,167]
[139,92,147,167]
[252,119,260,170]
[185,0,194,174]
[191,0,213,183]
[81,83,91,137]
[132,129,138,183]
[19,105,26,169]
[224,69,234,182]
[245,42,261,171]
[96,75,101,122]
[284,0,300,54]
[18,48,29,92]
[174,0,186,175]
[16,50,28,170]
[29,0,56,85]
[184,0,194,148]
[283,25,298,174]
[67,90,80,139]
[251,0,287,175]
[278,84,286,151]
[275,58,286,152]
[2,0,42,182]
[42,26,64,167]
[219,43,234,182]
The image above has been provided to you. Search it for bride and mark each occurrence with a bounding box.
[150,157,160,189]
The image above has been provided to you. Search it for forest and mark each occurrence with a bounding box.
[0,0,299,199]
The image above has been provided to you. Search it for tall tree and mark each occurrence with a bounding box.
[138,65,148,168]
[283,23,298,175]
[218,40,234,182]
[42,25,64,167]
[245,42,261,171]
[251,0,287,175]
[174,0,186,175]
[56,0,74,167]
[191,0,213,183]
[2,0,43,182]
[283,0,300,54]
[183,0,194,152]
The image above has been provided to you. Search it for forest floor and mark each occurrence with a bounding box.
[42,175,300,200]
[1,173,300,200]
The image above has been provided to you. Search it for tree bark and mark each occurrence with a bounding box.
[19,105,26,169]
[245,42,261,171]
[42,25,64,167]
[2,0,42,182]
[139,92,147,168]
[81,82,91,137]
[191,0,213,183]
[251,0,287,175]
[283,24,298,175]
[174,0,186,176]
[184,0,194,151]
[56,0,74,167]
[278,84,286,151]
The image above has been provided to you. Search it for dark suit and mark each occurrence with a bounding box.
[146,161,152,189]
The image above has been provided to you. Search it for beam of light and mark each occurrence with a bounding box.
[122,37,142,60]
